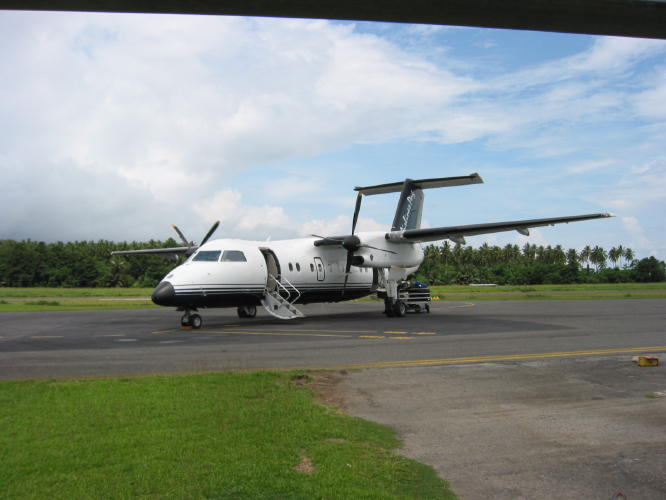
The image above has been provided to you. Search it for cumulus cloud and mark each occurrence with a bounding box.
[1,11,665,260]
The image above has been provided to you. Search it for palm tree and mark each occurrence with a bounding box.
[623,247,635,268]
[608,247,620,268]
[566,248,579,267]
[590,246,608,271]
[580,245,592,271]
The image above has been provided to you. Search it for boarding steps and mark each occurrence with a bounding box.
[261,275,305,320]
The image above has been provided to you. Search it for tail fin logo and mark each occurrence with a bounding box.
[400,192,417,230]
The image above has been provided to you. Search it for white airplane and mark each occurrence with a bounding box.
[112,173,613,328]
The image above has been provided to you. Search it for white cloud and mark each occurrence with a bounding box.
[300,215,385,237]
[193,189,292,238]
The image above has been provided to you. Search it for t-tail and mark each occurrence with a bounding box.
[354,173,484,231]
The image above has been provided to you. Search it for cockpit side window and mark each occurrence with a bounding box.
[192,250,221,262]
[220,250,247,262]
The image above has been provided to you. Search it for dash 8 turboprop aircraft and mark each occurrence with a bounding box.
[112,173,613,328]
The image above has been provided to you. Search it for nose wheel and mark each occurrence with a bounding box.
[180,310,203,329]
[237,305,257,318]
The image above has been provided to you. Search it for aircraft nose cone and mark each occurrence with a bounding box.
[152,281,175,306]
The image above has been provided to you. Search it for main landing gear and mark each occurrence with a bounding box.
[180,309,202,329]
[237,305,257,319]
[384,298,406,317]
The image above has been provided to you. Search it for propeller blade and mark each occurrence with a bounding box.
[171,224,190,246]
[200,221,220,246]
[342,251,353,295]
[351,192,363,235]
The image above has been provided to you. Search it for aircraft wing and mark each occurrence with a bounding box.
[111,246,193,256]
[385,213,614,244]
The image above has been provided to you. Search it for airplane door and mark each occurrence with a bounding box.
[314,257,325,281]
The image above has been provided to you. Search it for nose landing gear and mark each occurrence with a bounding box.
[237,305,257,318]
[180,309,203,329]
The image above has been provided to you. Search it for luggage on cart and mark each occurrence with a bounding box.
[398,281,431,313]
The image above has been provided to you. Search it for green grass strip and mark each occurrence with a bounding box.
[0,372,454,499]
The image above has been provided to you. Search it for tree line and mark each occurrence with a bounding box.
[0,239,664,288]
[414,242,665,285]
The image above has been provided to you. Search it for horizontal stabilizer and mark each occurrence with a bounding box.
[355,173,483,195]
[385,213,614,244]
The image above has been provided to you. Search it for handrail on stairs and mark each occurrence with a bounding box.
[267,274,301,305]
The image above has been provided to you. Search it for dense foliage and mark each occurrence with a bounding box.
[0,239,664,288]
[0,239,180,287]
[414,242,665,285]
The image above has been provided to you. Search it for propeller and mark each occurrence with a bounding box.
[172,221,220,256]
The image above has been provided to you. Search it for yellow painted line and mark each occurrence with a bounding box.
[445,302,476,309]
[95,334,127,337]
[389,337,414,340]
[30,336,63,339]
[151,330,176,334]
[413,332,436,335]
[384,331,408,334]
[288,346,666,371]
[360,335,385,339]
[222,327,378,334]
[223,324,241,327]
[201,330,353,338]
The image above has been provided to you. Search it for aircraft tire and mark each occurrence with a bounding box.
[190,314,203,329]
[180,313,190,327]
[384,298,394,317]
[237,306,247,318]
[393,301,406,317]
[246,305,257,318]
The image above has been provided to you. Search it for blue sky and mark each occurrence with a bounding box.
[1,12,665,258]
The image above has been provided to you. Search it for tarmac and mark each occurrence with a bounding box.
[1,298,665,498]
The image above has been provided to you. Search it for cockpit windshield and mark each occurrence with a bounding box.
[192,250,221,262]
[221,250,247,262]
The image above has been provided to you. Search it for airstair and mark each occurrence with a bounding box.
[261,275,305,319]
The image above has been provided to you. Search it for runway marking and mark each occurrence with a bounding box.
[360,335,385,339]
[389,337,414,340]
[220,327,378,334]
[413,332,436,335]
[151,330,174,334]
[445,302,476,309]
[202,330,354,338]
[289,346,666,371]
[384,331,408,334]
[30,336,63,339]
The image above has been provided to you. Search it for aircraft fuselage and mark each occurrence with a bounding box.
[151,232,423,309]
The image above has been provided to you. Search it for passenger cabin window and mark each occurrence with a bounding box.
[220,250,247,262]
[296,263,301,271]
[310,263,314,272]
[193,250,221,262]
[288,263,293,271]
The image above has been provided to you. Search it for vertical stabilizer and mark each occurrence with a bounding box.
[391,180,424,231]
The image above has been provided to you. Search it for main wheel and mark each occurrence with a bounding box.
[237,306,247,318]
[180,313,190,327]
[384,298,394,317]
[392,301,406,317]
[190,314,203,329]
[245,305,257,318]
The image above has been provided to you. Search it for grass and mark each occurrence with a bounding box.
[0,372,454,499]
[1,283,665,312]
[0,299,157,312]
[0,287,155,298]
[427,283,666,301]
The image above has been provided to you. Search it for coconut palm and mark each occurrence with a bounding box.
[623,247,635,268]
[590,246,608,271]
